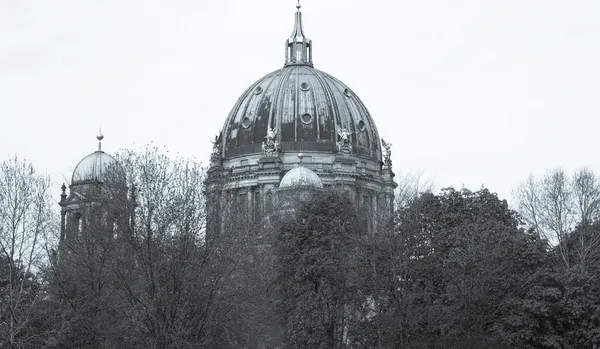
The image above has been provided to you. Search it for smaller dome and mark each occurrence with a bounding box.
[71,151,123,185]
[280,166,323,189]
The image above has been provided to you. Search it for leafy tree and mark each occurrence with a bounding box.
[374,188,555,348]
[276,189,368,348]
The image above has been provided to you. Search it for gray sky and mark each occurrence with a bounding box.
[1,0,599,206]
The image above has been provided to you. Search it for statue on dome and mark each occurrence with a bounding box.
[210,132,222,165]
[336,126,352,154]
[382,139,392,166]
[262,127,279,156]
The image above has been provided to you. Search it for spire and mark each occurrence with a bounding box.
[60,182,67,203]
[97,130,104,152]
[285,1,313,67]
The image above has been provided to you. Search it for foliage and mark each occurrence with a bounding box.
[276,190,368,348]
[3,151,600,348]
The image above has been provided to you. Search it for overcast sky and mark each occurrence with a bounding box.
[1,0,599,206]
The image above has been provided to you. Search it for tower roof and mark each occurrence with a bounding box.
[71,134,124,186]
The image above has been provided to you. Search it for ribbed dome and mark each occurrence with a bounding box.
[71,151,123,185]
[279,165,323,189]
[221,65,381,162]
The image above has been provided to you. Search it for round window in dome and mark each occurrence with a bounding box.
[300,82,310,91]
[301,113,313,124]
[241,117,251,128]
[254,86,263,95]
[344,88,352,97]
[358,120,366,131]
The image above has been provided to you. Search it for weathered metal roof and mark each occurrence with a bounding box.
[218,5,382,163]
[221,65,381,161]
[280,165,323,189]
[71,134,124,185]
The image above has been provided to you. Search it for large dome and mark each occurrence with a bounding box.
[219,6,381,163]
[204,5,397,238]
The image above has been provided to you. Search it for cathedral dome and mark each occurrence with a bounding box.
[71,134,124,185]
[219,6,381,163]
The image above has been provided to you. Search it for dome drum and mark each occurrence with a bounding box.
[223,140,378,160]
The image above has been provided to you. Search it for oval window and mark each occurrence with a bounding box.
[358,120,366,131]
[344,88,352,97]
[254,86,263,95]
[301,113,312,124]
[300,82,310,91]
[241,117,251,128]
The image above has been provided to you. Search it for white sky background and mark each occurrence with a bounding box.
[1,0,599,207]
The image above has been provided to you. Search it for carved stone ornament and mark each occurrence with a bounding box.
[382,139,392,166]
[262,127,280,156]
[336,126,352,154]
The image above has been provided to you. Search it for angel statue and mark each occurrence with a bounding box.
[336,126,353,154]
[266,127,277,142]
[210,133,222,155]
[381,139,392,166]
[337,126,352,144]
[210,132,222,165]
[262,127,279,155]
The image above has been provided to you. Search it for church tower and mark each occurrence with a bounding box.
[59,133,130,244]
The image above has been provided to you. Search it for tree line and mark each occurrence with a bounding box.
[1,150,599,348]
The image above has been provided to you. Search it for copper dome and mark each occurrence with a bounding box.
[218,6,381,163]
[220,65,381,162]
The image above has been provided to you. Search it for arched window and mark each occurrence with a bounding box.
[74,212,83,234]
[265,191,273,212]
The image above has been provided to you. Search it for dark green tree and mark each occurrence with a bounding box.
[374,188,555,348]
[276,189,368,348]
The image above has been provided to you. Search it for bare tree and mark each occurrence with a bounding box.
[571,168,600,271]
[514,174,542,235]
[572,168,600,225]
[514,167,600,269]
[0,156,56,348]
[394,171,434,209]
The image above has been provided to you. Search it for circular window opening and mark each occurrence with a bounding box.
[358,120,366,131]
[300,82,310,91]
[254,86,263,95]
[241,117,251,128]
[301,113,313,124]
[344,88,352,97]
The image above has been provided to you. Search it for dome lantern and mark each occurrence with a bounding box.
[285,1,313,67]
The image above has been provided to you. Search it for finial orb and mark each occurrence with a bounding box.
[97,133,104,142]
[296,0,301,10]
[298,153,304,161]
